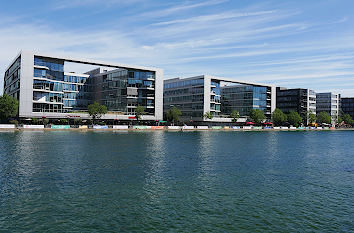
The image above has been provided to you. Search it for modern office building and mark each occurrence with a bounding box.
[276,87,316,119]
[341,97,354,119]
[3,51,163,120]
[163,75,276,122]
[316,92,340,124]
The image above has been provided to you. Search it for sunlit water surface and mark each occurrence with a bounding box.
[0,131,353,232]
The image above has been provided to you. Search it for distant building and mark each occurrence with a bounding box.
[316,92,340,124]
[3,51,163,121]
[276,87,316,120]
[341,97,354,119]
[163,75,276,123]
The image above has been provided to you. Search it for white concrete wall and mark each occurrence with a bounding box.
[271,85,276,113]
[203,75,210,115]
[154,68,164,120]
[19,51,34,118]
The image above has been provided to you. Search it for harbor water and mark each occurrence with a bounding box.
[0,131,353,232]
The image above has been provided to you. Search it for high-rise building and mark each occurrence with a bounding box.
[276,87,316,119]
[163,75,276,123]
[3,51,163,120]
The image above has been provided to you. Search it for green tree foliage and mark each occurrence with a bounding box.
[166,106,182,125]
[317,111,331,124]
[229,110,240,122]
[135,105,146,122]
[287,111,303,127]
[88,102,108,124]
[272,108,287,126]
[60,119,68,124]
[9,120,18,126]
[74,118,82,125]
[42,118,49,125]
[342,113,353,125]
[32,118,39,125]
[0,94,19,122]
[203,111,213,120]
[307,111,317,124]
[249,109,266,124]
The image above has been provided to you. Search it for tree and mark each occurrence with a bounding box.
[42,118,49,125]
[135,105,146,122]
[249,109,266,124]
[272,108,287,126]
[342,113,353,125]
[317,111,331,124]
[203,111,213,120]
[88,102,108,124]
[0,94,19,122]
[9,120,18,126]
[32,118,39,125]
[306,111,317,125]
[229,110,240,123]
[60,119,68,125]
[166,106,182,125]
[74,118,82,125]
[287,111,303,127]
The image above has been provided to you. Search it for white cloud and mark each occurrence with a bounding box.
[1,1,354,97]
[52,0,144,10]
[150,10,277,26]
[140,0,229,17]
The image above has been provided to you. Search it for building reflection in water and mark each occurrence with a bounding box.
[143,131,168,204]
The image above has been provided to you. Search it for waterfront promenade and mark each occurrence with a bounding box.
[1,124,353,131]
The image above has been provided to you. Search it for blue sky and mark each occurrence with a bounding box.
[1,0,354,96]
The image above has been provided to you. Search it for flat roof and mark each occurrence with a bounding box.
[6,50,162,73]
[164,75,275,88]
[35,51,162,72]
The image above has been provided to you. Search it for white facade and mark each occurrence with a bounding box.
[307,89,317,114]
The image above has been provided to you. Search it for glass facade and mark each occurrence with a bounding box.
[316,93,339,120]
[164,78,204,118]
[32,56,157,115]
[210,80,221,116]
[33,56,91,113]
[163,77,273,121]
[276,88,312,118]
[3,56,21,100]
[221,85,268,116]
[341,98,354,119]
[93,69,156,115]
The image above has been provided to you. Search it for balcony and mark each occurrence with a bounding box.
[33,88,64,94]
[127,95,138,99]
[146,75,155,81]
[34,65,49,70]
[210,99,221,104]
